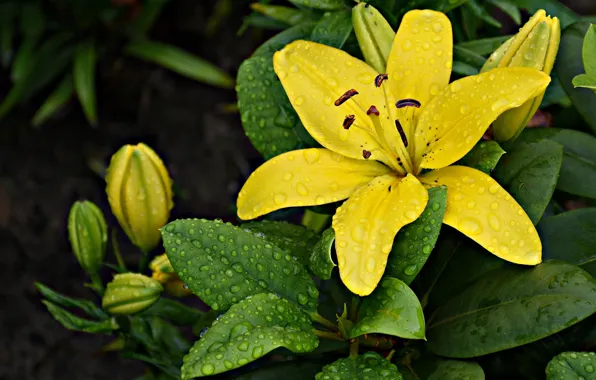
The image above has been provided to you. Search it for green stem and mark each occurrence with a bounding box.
[350,296,360,322]
[111,229,127,272]
[311,312,338,331]
[313,329,343,341]
[386,349,396,362]
[90,272,104,296]
[138,251,150,273]
[349,338,359,358]
[358,334,396,350]
[301,210,331,233]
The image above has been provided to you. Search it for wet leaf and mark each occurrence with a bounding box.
[546,352,596,380]
[289,0,348,11]
[32,74,74,127]
[308,228,336,280]
[310,10,352,49]
[35,282,107,319]
[428,359,485,379]
[182,293,318,378]
[465,0,501,28]
[487,0,520,24]
[512,0,578,28]
[250,4,319,27]
[457,141,505,174]
[161,219,318,313]
[386,186,447,284]
[350,277,425,340]
[73,40,98,126]
[454,45,487,70]
[539,209,596,277]
[42,300,117,334]
[427,261,596,358]
[456,36,512,56]
[493,140,563,224]
[315,352,403,379]
[573,74,596,92]
[139,298,206,326]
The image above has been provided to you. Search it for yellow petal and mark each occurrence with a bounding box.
[237,148,392,220]
[332,174,428,296]
[414,67,550,170]
[419,166,541,265]
[273,40,400,171]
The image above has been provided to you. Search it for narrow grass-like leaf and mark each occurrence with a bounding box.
[32,74,74,127]
[73,40,98,125]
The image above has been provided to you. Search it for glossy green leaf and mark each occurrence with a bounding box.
[316,352,403,380]
[543,73,572,107]
[308,228,336,280]
[510,128,596,199]
[129,316,190,359]
[454,45,486,70]
[125,40,234,88]
[240,220,319,265]
[427,261,596,358]
[437,0,469,13]
[250,4,319,26]
[456,35,511,56]
[428,359,485,380]
[583,25,596,76]
[350,277,425,339]
[161,219,318,313]
[487,0,520,24]
[539,209,596,277]
[42,300,117,334]
[192,310,219,336]
[11,37,37,83]
[452,61,479,76]
[458,140,505,174]
[465,0,501,28]
[493,140,563,224]
[386,186,447,284]
[546,352,596,380]
[73,40,98,126]
[310,10,352,49]
[35,282,107,319]
[557,21,596,133]
[288,0,347,11]
[510,0,578,28]
[182,293,318,378]
[139,298,206,326]
[573,74,596,91]
[32,74,74,127]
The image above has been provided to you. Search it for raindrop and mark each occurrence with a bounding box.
[274,193,287,205]
[201,364,215,375]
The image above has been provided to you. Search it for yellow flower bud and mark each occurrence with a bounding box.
[352,2,394,73]
[164,278,193,298]
[481,10,560,143]
[102,273,162,314]
[67,200,108,276]
[105,143,174,252]
[149,253,175,283]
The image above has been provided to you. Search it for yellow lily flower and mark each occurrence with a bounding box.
[237,10,550,296]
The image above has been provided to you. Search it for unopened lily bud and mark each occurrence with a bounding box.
[164,278,193,298]
[67,200,108,276]
[482,10,560,143]
[352,2,394,73]
[150,253,192,297]
[105,143,173,253]
[102,273,162,314]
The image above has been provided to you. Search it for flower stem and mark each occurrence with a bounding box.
[90,273,104,296]
[349,338,359,358]
[313,329,343,341]
[138,251,150,273]
[358,334,396,350]
[301,210,331,233]
[386,349,396,362]
[311,312,338,331]
[111,229,127,272]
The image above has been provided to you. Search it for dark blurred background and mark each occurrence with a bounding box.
[0,0,595,379]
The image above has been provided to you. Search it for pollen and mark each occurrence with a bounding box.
[374,74,388,87]
[362,150,372,159]
[395,120,409,147]
[334,89,359,106]
[343,115,355,129]
[366,106,380,116]
[396,98,421,108]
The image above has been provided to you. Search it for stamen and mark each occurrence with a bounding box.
[374,74,388,87]
[362,150,372,159]
[395,120,408,148]
[396,98,421,108]
[366,106,380,116]
[335,89,359,106]
[343,115,355,129]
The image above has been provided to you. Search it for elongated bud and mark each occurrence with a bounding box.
[482,10,560,143]
[67,200,107,276]
[150,253,192,297]
[102,273,162,314]
[352,2,394,72]
[105,143,174,253]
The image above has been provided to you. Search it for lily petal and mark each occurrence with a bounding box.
[333,174,428,296]
[274,40,399,170]
[414,67,550,170]
[419,165,541,265]
[237,148,392,220]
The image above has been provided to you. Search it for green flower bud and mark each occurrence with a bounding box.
[481,10,560,143]
[67,200,108,276]
[352,2,394,73]
[105,143,174,253]
[102,273,163,315]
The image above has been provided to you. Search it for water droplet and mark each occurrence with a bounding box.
[488,213,501,231]
[296,183,309,196]
[303,149,320,164]
[491,98,509,111]
[460,105,470,114]
[489,184,499,194]
[402,40,412,51]
[165,224,175,232]
[423,244,432,254]
[201,364,215,375]
[351,224,366,243]
[237,342,249,352]
[297,293,308,305]
[585,364,594,373]
[405,210,418,221]
[294,96,304,106]
[433,22,443,33]
[382,244,392,254]
[274,193,287,205]
[290,64,300,73]
[466,200,476,209]
[283,172,293,181]
[404,265,417,276]
[252,345,264,359]
[459,217,482,236]
[430,83,440,96]
[366,258,376,272]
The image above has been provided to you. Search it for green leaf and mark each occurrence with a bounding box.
[35,282,107,319]
[543,73,572,107]
[583,25,596,76]
[573,73,596,91]
[315,352,403,380]
[539,209,596,277]
[138,298,206,326]
[125,40,234,88]
[42,300,117,333]
[182,293,318,378]
[308,228,336,280]
[11,37,38,83]
[465,0,502,28]
[457,140,505,174]
[510,128,596,199]
[127,0,168,34]
[32,74,74,127]
[251,4,320,26]
[131,316,191,358]
[546,352,596,380]
[350,277,425,339]
[235,361,325,380]
[493,140,563,225]
[456,35,512,56]
[20,2,45,39]
[487,0,521,24]
[427,261,596,358]
[288,0,348,11]
[428,359,486,380]
[453,45,487,70]
[386,186,447,284]
[557,21,596,133]
[436,0,469,13]
[161,219,318,313]
[510,0,578,28]
[73,40,98,126]
[452,61,479,76]
[240,220,319,265]
[310,10,353,49]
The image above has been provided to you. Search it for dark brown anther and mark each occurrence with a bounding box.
[362,150,372,159]
[334,89,359,106]
[395,120,409,147]
[366,105,380,116]
[374,74,388,87]
[396,98,421,108]
[342,115,355,129]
